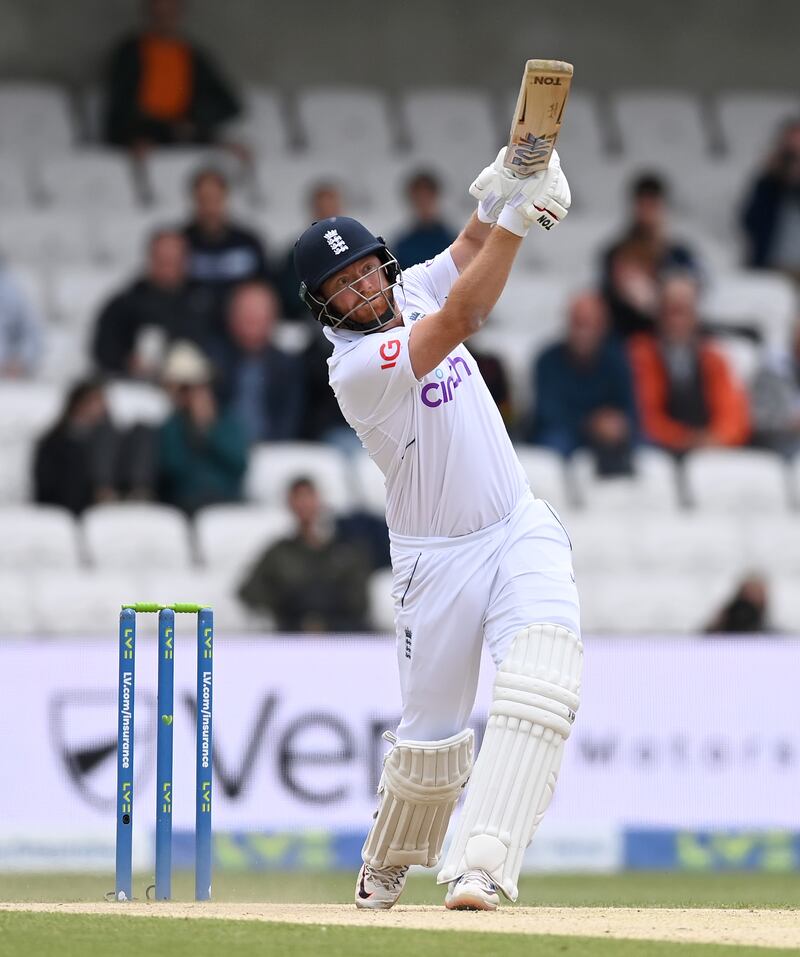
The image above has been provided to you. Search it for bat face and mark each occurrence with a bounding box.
[505,59,573,178]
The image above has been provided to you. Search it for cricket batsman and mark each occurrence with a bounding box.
[293,147,582,911]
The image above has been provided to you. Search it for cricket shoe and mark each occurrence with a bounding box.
[354,863,409,909]
[445,869,500,911]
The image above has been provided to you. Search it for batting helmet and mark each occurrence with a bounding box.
[293,216,402,332]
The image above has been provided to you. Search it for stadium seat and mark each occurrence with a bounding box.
[569,512,746,579]
[0,155,31,208]
[297,87,394,157]
[684,449,791,512]
[227,86,290,156]
[92,210,164,270]
[368,567,395,633]
[579,571,733,633]
[83,503,194,570]
[143,147,245,208]
[195,504,294,584]
[31,570,133,634]
[39,325,91,384]
[770,576,800,634]
[38,152,138,210]
[0,440,33,503]
[0,381,61,442]
[571,448,681,512]
[716,92,800,172]
[352,452,386,516]
[0,210,94,266]
[514,214,615,277]
[711,335,761,387]
[0,505,81,569]
[51,265,130,329]
[245,442,353,512]
[402,89,499,181]
[514,445,574,512]
[742,515,800,577]
[701,271,797,348]
[612,90,710,162]
[493,273,572,336]
[106,381,170,427]
[0,83,74,155]
[0,572,38,635]
[138,569,261,632]
[4,263,50,319]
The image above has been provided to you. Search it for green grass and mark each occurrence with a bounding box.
[2,873,798,957]
[1,870,799,908]
[1,912,797,957]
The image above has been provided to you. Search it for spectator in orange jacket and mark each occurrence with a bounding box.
[628,274,750,453]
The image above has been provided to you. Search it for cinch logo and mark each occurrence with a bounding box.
[380,339,402,369]
[421,355,472,408]
[324,229,349,255]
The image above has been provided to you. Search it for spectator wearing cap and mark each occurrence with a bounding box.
[741,119,800,275]
[529,291,639,475]
[157,340,247,513]
[211,282,305,443]
[276,181,344,319]
[628,275,750,454]
[0,261,43,378]
[103,0,241,151]
[601,173,700,338]
[393,170,456,269]
[92,229,215,377]
[183,167,271,327]
[239,476,371,632]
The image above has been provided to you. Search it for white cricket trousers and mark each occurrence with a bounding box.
[389,490,580,741]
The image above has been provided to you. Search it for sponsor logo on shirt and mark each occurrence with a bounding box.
[380,339,402,369]
[421,355,472,408]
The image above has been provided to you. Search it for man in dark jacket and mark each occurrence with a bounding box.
[183,166,271,327]
[530,291,639,475]
[393,170,456,269]
[239,476,371,632]
[212,282,305,443]
[741,119,800,273]
[34,379,155,513]
[103,0,240,149]
[93,228,215,376]
[601,173,699,338]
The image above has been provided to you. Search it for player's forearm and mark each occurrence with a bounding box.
[450,212,493,272]
[444,226,522,335]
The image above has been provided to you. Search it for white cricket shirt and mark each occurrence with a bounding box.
[325,250,528,538]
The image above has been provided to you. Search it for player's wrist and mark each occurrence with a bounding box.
[497,204,529,237]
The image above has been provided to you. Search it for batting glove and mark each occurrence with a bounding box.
[470,147,571,237]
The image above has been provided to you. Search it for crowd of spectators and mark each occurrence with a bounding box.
[2,0,800,630]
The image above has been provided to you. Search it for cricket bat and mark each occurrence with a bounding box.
[504,59,573,178]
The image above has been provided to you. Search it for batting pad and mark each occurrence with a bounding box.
[362,728,474,868]
[438,623,582,900]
